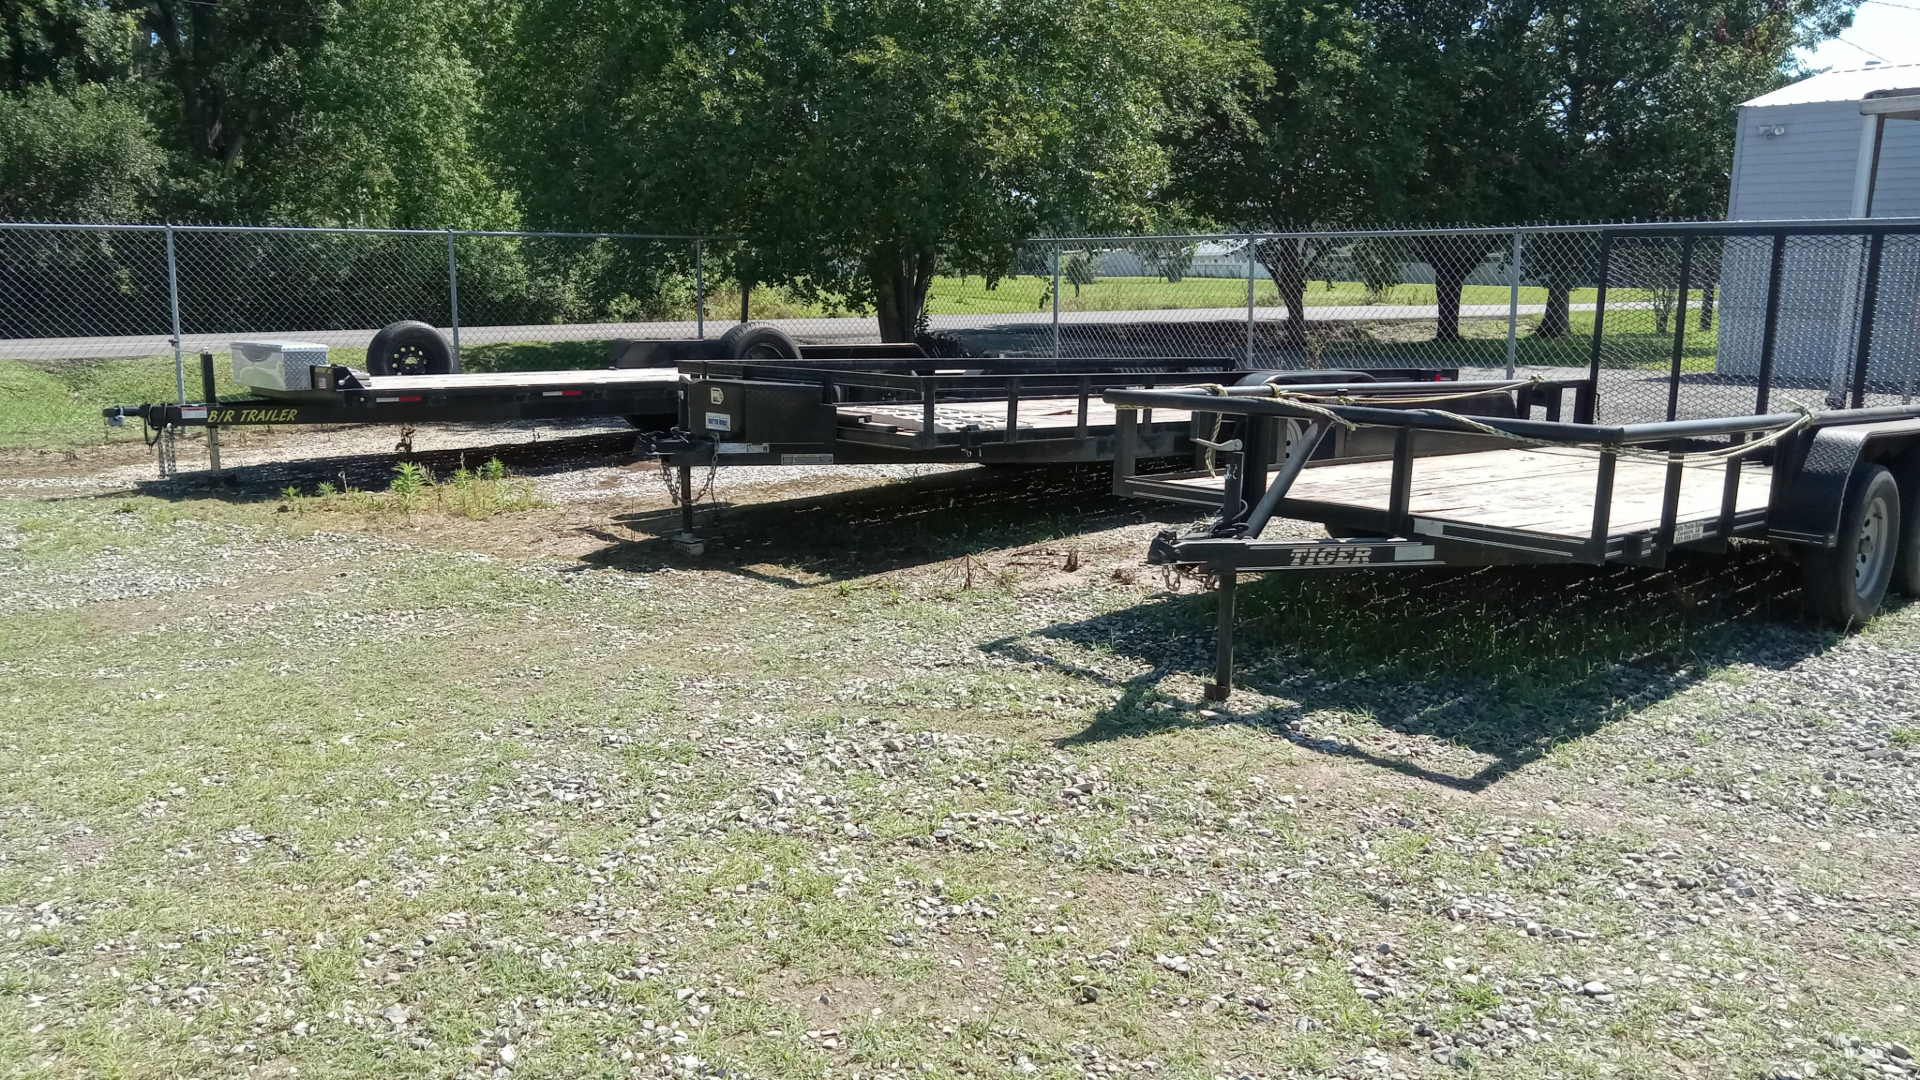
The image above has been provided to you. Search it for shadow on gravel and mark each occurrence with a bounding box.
[992,543,1835,791]
[108,431,637,503]
[582,463,1195,584]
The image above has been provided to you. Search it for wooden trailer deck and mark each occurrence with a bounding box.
[1162,445,1775,540]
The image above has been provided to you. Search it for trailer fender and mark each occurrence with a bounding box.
[1770,419,1920,546]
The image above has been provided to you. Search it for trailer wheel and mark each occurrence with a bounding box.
[721,322,801,360]
[367,320,453,377]
[1802,463,1900,629]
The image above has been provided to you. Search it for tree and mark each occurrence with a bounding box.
[4,0,138,92]
[0,82,161,220]
[1168,0,1419,348]
[1497,0,1856,337]
[501,0,1257,340]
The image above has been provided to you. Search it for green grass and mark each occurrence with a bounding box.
[925,273,1641,317]
[1,486,1916,1079]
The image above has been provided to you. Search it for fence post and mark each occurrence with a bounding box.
[1665,234,1695,422]
[1586,232,1612,389]
[694,239,705,339]
[1505,229,1523,379]
[444,230,464,372]
[1755,232,1787,415]
[166,223,184,405]
[1246,235,1257,366]
[1052,243,1062,359]
[1849,229,1886,409]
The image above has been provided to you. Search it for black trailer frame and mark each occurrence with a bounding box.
[1104,218,1920,699]
[642,355,1459,550]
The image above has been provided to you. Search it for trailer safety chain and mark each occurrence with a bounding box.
[657,453,719,510]
[143,412,178,478]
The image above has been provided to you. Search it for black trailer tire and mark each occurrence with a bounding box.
[366,320,453,377]
[721,322,801,360]
[1801,463,1900,629]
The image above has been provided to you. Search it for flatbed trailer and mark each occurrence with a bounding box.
[642,355,1459,550]
[97,334,932,455]
[1104,377,1920,699]
[103,336,1454,469]
[108,364,685,433]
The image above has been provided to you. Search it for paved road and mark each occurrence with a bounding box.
[0,301,1622,360]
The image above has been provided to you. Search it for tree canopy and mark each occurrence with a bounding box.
[0,0,1865,338]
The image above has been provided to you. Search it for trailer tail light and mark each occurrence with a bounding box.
[541,390,583,397]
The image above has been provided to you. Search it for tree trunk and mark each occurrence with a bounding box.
[1434,269,1464,342]
[1699,283,1715,330]
[1255,238,1308,352]
[1538,279,1571,338]
[1418,238,1481,344]
[870,244,937,343]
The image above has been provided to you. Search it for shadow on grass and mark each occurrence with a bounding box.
[988,543,1834,791]
[580,462,1195,584]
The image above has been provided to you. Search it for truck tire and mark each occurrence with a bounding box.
[367,320,453,377]
[722,322,801,360]
[1801,463,1900,629]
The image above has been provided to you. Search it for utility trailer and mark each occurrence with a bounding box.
[101,321,1454,475]
[98,324,931,471]
[1102,218,1920,699]
[1104,378,1920,699]
[640,355,1459,550]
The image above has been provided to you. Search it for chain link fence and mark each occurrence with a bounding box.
[4,220,1918,430]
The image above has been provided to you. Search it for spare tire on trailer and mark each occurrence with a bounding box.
[366,320,454,377]
[722,322,801,360]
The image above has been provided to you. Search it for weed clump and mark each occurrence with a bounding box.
[276,457,543,520]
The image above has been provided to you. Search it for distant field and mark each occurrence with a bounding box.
[925,275,1641,316]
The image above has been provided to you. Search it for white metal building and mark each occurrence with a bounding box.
[1718,63,1920,391]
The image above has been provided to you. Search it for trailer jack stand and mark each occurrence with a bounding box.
[673,463,705,556]
[1204,571,1237,701]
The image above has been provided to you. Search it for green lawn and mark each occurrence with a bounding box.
[1,482,1915,1080]
[925,275,1646,317]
